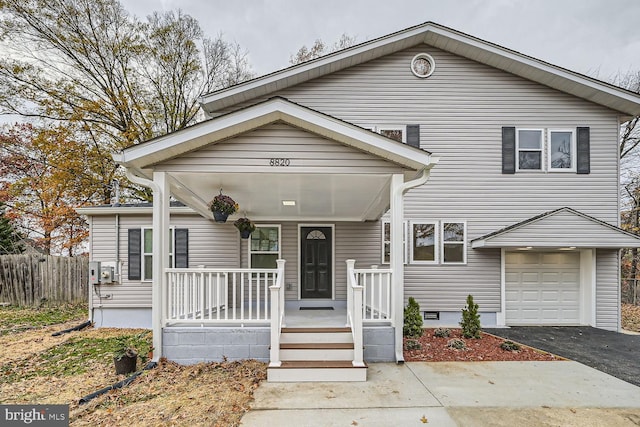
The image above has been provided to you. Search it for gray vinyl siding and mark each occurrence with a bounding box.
[90,214,238,309]
[596,249,620,331]
[157,122,407,175]
[250,44,621,312]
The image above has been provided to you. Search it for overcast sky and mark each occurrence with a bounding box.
[120,0,640,83]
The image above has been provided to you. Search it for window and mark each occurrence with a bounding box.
[382,220,408,264]
[548,129,575,171]
[516,129,543,170]
[128,228,188,281]
[441,222,466,264]
[378,127,405,143]
[410,222,438,264]
[249,225,281,268]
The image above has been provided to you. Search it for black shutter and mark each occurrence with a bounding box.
[576,127,590,174]
[128,229,141,280]
[406,125,420,148]
[502,127,516,174]
[174,229,189,268]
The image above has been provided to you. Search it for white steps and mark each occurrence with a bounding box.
[268,327,367,382]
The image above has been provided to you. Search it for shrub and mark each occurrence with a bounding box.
[460,294,482,339]
[447,338,466,350]
[433,327,451,338]
[404,339,422,351]
[500,340,521,352]
[403,297,424,338]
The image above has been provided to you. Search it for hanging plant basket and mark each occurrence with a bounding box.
[208,190,238,223]
[234,217,256,239]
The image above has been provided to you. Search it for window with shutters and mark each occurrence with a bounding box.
[516,129,543,171]
[128,227,188,281]
[548,129,575,172]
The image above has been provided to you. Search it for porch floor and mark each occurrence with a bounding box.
[284,307,348,328]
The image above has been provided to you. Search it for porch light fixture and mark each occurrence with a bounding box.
[282,200,296,206]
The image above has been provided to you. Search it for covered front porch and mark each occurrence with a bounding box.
[114,97,437,380]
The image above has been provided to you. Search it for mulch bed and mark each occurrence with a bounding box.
[403,328,561,362]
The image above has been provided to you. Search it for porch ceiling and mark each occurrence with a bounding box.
[169,172,392,222]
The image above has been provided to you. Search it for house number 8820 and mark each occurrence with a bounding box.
[269,158,290,166]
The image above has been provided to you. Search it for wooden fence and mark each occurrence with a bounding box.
[0,255,89,306]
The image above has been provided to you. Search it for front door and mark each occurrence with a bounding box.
[301,227,332,299]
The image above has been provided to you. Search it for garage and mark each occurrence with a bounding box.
[505,251,580,325]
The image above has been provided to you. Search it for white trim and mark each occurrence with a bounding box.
[441,221,467,265]
[547,129,576,172]
[409,220,439,264]
[248,224,282,268]
[77,206,195,216]
[497,248,506,326]
[579,249,596,326]
[297,224,336,301]
[515,128,544,172]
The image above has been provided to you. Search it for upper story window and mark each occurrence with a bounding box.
[516,129,543,171]
[375,126,406,143]
[504,126,587,174]
[548,129,576,172]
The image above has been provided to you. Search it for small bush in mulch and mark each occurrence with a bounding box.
[447,338,467,350]
[434,327,451,338]
[500,340,521,352]
[403,297,424,338]
[404,339,422,351]
[460,294,481,339]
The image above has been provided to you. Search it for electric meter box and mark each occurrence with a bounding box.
[100,266,115,284]
[89,261,101,285]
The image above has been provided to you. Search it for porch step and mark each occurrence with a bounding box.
[268,361,367,382]
[269,326,367,382]
[280,327,353,344]
[280,342,355,361]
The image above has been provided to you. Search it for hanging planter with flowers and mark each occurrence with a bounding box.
[234,217,256,239]
[209,190,238,223]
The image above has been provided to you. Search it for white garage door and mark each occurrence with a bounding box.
[505,251,580,325]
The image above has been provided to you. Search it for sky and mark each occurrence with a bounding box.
[119,0,640,83]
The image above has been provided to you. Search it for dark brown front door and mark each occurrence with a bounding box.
[301,227,332,299]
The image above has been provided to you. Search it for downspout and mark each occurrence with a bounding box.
[392,166,435,363]
[125,169,163,363]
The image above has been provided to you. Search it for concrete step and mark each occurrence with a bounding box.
[280,327,353,344]
[280,343,355,361]
[267,360,367,382]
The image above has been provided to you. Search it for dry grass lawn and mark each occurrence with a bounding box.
[622,303,640,332]
[0,305,266,427]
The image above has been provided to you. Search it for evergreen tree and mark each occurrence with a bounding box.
[0,202,24,254]
[403,297,424,338]
[460,294,482,339]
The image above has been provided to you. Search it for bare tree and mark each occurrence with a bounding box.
[289,33,357,65]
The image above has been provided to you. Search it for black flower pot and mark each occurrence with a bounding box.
[213,210,229,223]
[114,354,137,375]
[240,229,251,239]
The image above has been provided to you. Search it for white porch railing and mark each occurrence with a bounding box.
[164,266,283,325]
[354,265,393,322]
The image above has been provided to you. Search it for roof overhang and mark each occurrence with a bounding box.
[76,206,196,216]
[115,97,432,171]
[113,97,437,222]
[201,22,640,118]
[471,207,640,249]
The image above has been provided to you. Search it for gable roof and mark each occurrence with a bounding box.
[200,22,640,117]
[114,97,433,172]
[471,207,640,249]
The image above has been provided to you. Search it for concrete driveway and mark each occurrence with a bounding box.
[241,361,640,426]
[485,326,640,387]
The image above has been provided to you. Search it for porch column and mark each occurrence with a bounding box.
[152,171,170,361]
[390,173,405,363]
